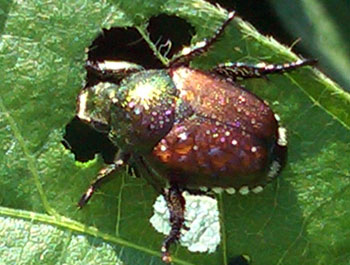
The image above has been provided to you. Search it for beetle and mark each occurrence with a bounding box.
[75,11,315,263]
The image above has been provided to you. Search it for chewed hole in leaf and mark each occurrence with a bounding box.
[228,254,251,265]
[88,27,161,69]
[62,117,117,163]
[147,14,195,59]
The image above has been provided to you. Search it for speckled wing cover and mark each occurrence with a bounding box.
[147,66,286,191]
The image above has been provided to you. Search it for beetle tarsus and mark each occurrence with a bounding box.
[161,185,186,263]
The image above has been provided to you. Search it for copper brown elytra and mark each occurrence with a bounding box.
[75,11,315,263]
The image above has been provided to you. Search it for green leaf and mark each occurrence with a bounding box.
[0,215,123,265]
[1,0,349,265]
[269,0,350,91]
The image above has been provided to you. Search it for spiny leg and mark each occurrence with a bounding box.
[161,184,186,263]
[78,150,130,208]
[212,58,317,81]
[170,11,235,67]
[86,60,144,84]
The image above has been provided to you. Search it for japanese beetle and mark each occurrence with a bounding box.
[76,11,315,263]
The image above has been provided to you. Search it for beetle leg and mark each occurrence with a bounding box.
[86,60,144,84]
[77,150,130,208]
[161,184,186,263]
[170,11,235,66]
[212,59,317,81]
[132,156,165,194]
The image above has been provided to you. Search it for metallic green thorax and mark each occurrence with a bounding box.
[112,70,178,152]
[78,69,178,153]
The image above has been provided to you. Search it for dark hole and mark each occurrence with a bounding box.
[88,27,163,69]
[62,117,117,164]
[147,14,195,59]
[228,255,251,265]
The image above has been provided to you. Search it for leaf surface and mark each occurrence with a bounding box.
[1,1,349,265]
